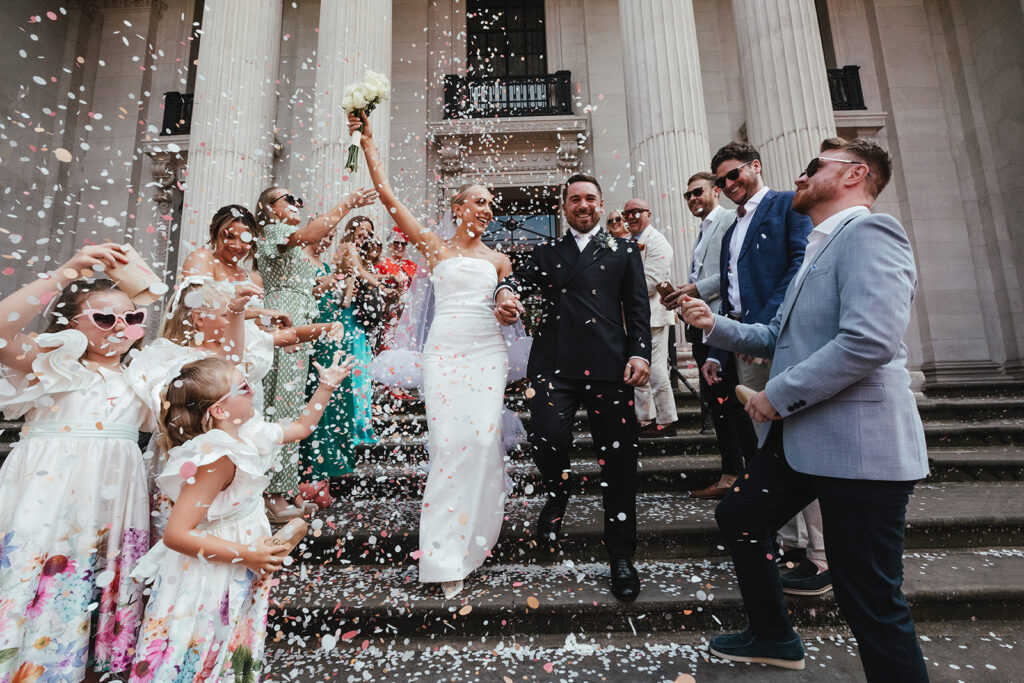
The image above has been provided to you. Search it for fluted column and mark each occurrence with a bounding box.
[732,0,836,189]
[310,0,392,232]
[181,0,282,249]
[619,0,710,281]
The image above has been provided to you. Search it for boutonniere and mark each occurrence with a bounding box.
[595,230,618,252]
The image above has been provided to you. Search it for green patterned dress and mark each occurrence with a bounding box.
[300,263,378,478]
[256,221,319,497]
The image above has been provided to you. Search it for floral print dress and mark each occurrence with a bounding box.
[129,419,285,683]
[0,330,153,681]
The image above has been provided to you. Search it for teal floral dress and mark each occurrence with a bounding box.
[255,221,319,496]
[300,263,377,478]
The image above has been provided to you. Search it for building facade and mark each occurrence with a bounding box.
[1,0,1022,385]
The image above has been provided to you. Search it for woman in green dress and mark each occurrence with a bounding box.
[299,219,383,502]
[254,185,377,521]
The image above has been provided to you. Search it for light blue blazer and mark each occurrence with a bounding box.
[705,211,929,481]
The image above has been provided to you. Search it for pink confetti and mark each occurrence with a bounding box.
[179,461,197,479]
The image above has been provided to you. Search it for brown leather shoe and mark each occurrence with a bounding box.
[690,483,732,499]
[638,421,677,438]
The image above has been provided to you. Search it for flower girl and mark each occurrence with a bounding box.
[128,352,351,682]
[0,244,158,681]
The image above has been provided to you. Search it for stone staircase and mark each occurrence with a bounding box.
[3,383,1022,679]
[261,381,1024,681]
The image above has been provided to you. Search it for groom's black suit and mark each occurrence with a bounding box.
[498,231,651,557]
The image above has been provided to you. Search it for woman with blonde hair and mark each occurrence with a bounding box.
[352,111,516,599]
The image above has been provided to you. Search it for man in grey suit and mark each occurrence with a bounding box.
[676,138,929,680]
[672,172,756,498]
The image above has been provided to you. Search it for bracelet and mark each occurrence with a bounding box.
[319,379,341,389]
[226,304,246,315]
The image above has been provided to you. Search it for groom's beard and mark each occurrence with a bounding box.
[566,208,600,232]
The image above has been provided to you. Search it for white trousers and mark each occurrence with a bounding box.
[635,325,678,424]
[778,500,827,565]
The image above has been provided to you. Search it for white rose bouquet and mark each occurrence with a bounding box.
[342,69,391,172]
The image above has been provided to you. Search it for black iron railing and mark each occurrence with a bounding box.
[827,66,867,111]
[444,71,572,119]
[161,91,194,135]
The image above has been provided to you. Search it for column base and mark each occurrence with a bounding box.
[920,359,1024,397]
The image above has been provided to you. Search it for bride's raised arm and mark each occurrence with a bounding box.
[351,112,445,269]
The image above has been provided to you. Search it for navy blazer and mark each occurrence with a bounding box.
[711,189,812,362]
[498,233,651,383]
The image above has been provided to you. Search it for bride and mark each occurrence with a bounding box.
[351,112,511,599]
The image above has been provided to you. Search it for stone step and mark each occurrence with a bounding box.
[297,481,1024,566]
[354,419,1024,464]
[924,379,1024,399]
[333,447,1024,501]
[264,618,1024,682]
[268,547,1024,641]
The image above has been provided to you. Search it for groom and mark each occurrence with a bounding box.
[495,173,652,601]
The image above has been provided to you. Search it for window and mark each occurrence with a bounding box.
[483,185,560,248]
[467,0,547,78]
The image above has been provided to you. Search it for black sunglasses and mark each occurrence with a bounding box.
[608,216,624,224]
[273,193,304,208]
[801,156,871,179]
[684,186,709,201]
[624,209,650,218]
[714,160,754,188]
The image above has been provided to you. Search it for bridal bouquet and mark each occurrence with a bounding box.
[342,69,391,172]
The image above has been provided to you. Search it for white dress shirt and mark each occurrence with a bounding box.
[726,186,770,315]
[793,205,871,287]
[690,205,722,283]
[570,225,602,251]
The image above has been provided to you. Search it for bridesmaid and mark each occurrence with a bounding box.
[299,218,378,504]
[254,185,376,521]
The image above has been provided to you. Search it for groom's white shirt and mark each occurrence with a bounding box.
[570,225,601,251]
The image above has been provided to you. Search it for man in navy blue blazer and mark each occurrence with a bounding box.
[703,142,827,590]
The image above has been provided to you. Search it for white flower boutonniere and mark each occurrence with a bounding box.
[596,230,618,252]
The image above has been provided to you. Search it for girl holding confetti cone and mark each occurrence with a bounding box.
[128,353,352,683]
[0,245,163,682]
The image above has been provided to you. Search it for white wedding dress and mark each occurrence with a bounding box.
[418,256,509,584]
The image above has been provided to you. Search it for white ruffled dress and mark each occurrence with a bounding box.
[0,330,154,680]
[128,419,284,683]
[126,330,275,541]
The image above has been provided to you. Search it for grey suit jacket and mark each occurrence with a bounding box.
[691,207,735,314]
[705,211,928,481]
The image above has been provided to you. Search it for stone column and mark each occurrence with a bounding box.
[619,0,710,281]
[181,0,282,249]
[309,0,392,233]
[732,0,836,189]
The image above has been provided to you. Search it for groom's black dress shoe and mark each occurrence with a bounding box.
[536,493,568,545]
[609,557,641,601]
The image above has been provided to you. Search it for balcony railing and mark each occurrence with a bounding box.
[827,66,867,111]
[444,71,572,119]
[161,91,194,136]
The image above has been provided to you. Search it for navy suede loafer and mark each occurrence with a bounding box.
[710,627,806,670]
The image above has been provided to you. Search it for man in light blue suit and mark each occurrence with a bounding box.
[676,138,929,680]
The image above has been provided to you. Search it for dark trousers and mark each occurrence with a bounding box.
[715,424,928,682]
[691,337,757,476]
[528,375,639,558]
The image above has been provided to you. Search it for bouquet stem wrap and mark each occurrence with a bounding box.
[342,70,391,173]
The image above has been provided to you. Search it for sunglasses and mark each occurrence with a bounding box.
[205,379,255,420]
[714,160,755,188]
[74,308,147,330]
[273,193,304,209]
[608,216,624,224]
[624,209,650,218]
[684,186,710,201]
[800,156,872,179]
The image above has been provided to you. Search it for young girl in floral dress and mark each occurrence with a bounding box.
[0,244,159,682]
[128,353,351,682]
